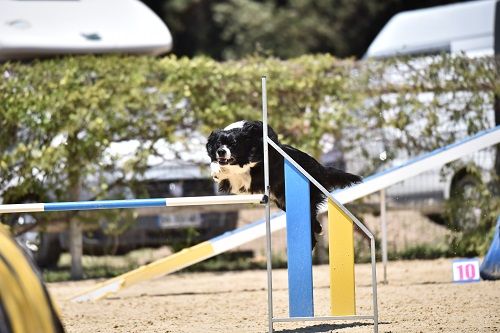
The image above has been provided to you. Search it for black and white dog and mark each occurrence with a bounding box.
[206,120,361,248]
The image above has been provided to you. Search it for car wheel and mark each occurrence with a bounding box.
[13,214,61,268]
[449,174,482,231]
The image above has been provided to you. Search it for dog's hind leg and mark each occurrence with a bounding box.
[308,187,323,250]
[310,214,322,250]
[218,179,231,193]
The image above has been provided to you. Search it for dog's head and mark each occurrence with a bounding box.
[206,120,278,167]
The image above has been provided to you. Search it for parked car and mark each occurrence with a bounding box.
[357,0,499,228]
[8,161,239,267]
[365,0,497,58]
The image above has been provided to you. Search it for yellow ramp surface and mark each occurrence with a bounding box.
[120,242,214,287]
[328,199,356,315]
[72,241,214,301]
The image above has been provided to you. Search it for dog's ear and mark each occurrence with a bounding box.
[242,121,261,134]
[243,121,279,143]
[206,129,222,158]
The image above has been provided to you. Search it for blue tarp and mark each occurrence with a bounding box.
[480,216,500,280]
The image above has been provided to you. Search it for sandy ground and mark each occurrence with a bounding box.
[49,259,499,333]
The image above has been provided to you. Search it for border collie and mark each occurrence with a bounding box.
[206,120,361,248]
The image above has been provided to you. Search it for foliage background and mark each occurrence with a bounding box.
[140,0,468,60]
[0,54,498,256]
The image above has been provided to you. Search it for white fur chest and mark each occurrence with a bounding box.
[210,162,256,194]
[226,170,252,194]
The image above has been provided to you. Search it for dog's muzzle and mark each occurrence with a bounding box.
[216,146,234,165]
[217,157,235,165]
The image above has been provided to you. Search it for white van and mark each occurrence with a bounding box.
[365,0,498,58]
[362,0,499,228]
[0,0,172,60]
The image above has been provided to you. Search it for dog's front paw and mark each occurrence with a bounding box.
[210,162,222,182]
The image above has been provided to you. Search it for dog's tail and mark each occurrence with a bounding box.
[324,167,362,189]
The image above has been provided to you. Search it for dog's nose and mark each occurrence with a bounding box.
[216,148,226,157]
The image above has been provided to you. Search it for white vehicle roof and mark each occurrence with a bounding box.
[0,0,172,60]
[365,0,497,58]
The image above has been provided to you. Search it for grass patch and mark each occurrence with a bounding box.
[352,242,450,264]
[45,236,486,283]
[44,265,134,283]
[43,248,162,282]
[185,252,287,272]
[390,244,448,260]
[43,248,288,282]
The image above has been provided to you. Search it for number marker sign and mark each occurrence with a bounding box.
[452,259,480,283]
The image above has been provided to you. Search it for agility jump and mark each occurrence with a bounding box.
[0,77,379,333]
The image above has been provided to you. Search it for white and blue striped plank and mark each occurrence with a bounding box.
[284,160,314,318]
[333,125,500,205]
[45,198,167,211]
[0,194,264,214]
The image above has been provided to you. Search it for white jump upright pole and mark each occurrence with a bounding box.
[262,76,274,333]
[380,189,388,284]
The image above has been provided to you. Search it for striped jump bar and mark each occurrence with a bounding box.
[0,194,265,214]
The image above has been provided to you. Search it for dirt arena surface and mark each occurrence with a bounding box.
[50,259,499,333]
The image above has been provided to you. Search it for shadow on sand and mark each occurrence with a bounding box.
[274,321,387,333]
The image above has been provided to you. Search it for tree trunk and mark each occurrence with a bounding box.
[69,218,83,279]
[68,140,83,280]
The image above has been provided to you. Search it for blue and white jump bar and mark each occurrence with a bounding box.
[0,194,265,214]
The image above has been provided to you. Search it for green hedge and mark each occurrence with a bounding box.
[0,53,497,191]
[0,54,498,242]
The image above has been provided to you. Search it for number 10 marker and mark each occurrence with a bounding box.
[452,259,480,283]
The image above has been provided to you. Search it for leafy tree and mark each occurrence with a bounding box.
[141,0,467,59]
[0,56,187,277]
[141,0,225,58]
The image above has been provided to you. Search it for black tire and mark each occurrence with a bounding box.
[16,231,62,268]
[448,174,482,231]
[200,211,239,238]
[12,213,62,268]
[33,233,62,268]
